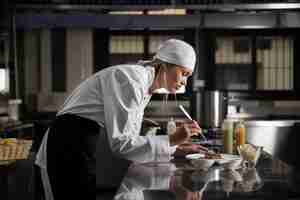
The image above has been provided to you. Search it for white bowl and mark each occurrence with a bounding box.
[222,158,243,170]
[190,159,215,170]
[237,144,263,168]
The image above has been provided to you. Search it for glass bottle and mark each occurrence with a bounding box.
[167,117,176,135]
[222,119,233,154]
[235,120,246,147]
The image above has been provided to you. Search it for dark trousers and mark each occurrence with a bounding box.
[47,114,100,200]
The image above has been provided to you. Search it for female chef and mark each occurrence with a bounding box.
[35,39,207,200]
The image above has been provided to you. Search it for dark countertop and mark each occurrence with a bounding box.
[111,153,300,200]
[1,147,299,200]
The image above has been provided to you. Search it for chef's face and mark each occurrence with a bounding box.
[164,65,193,93]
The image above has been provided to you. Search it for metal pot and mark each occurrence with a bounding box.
[245,120,300,168]
[201,90,227,128]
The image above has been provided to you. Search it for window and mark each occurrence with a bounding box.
[0,38,8,93]
[0,68,8,92]
[256,36,293,90]
[214,34,294,91]
[109,35,144,66]
[215,36,253,90]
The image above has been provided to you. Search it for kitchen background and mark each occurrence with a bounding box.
[1,1,300,132]
[1,1,300,199]
[2,1,300,129]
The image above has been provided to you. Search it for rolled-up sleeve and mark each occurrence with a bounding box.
[101,68,172,163]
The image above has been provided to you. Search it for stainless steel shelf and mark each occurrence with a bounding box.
[14,12,300,29]
[15,3,300,12]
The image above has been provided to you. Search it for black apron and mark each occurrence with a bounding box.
[46,114,99,199]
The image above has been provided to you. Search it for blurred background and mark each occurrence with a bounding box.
[1,1,300,199]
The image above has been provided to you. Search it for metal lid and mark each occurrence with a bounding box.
[244,120,299,127]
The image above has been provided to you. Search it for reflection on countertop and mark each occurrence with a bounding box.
[113,153,300,200]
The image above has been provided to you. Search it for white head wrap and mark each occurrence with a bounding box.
[154,39,196,71]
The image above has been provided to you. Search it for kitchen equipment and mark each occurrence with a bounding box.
[245,120,300,169]
[193,90,227,129]
[203,90,227,128]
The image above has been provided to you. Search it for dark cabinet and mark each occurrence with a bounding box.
[215,64,254,90]
[199,30,300,99]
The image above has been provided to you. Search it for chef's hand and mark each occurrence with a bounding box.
[169,120,201,146]
[173,142,208,157]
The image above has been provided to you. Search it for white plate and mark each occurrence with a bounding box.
[185,153,205,160]
[186,153,241,164]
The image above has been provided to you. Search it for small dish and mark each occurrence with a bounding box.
[237,144,262,168]
[190,158,215,170]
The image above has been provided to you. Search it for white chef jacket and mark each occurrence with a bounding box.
[35,64,177,200]
[114,163,177,200]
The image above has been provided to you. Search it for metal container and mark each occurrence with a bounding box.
[245,120,300,168]
[201,90,227,128]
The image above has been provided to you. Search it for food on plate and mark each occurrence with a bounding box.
[204,152,223,159]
